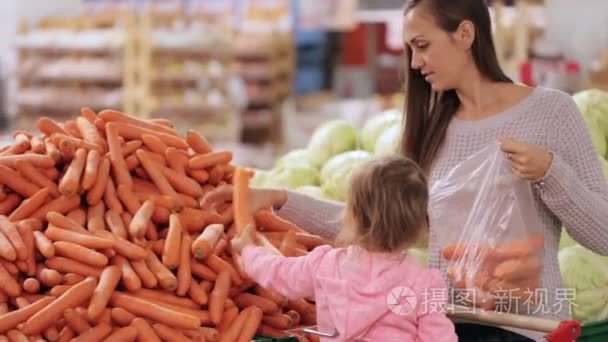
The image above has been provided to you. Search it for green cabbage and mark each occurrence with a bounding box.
[374,124,402,156]
[250,169,271,188]
[360,109,401,152]
[307,120,359,167]
[264,164,319,190]
[558,245,608,323]
[275,149,314,169]
[320,150,373,185]
[573,89,608,158]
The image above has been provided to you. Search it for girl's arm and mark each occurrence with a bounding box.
[415,270,458,342]
[276,190,344,240]
[540,94,608,255]
[240,244,332,300]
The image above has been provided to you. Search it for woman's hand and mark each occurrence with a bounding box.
[200,184,288,214]
[499,138,553,181]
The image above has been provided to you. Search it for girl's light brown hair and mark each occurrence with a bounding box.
[344,156,429,253]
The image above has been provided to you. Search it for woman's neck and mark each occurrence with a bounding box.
[454,68,505,120]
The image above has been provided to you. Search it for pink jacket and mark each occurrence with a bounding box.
[241,244,458,342]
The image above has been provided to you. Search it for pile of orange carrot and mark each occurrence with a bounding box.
[0,108,329,342]
[442,234,544,310]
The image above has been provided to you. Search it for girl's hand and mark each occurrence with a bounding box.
[200,185,288,214]
[231,223,258,254]
[499,138,553,181]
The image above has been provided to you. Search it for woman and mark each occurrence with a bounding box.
[203,0,608,340]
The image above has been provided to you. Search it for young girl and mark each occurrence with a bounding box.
[231,156,457,341]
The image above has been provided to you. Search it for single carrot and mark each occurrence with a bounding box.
[30,195,81,222]
[142,134,168,155]
[188,279,209,306]
[130,260,158,289]
[36,268,62,287]
[145,250,177,291]
[122,140,143,157]
[237,306,264,342]
[80,107,98,123]
[0,230,17,261]
[0,194,21,216]
[161,166,203,198]
[189,151,232,170]
[103,326,137,342]
[177,194,200,209]
[0,216,27,261]
[30,136,45,154]
[0,262,21,297]
[133,192,179,211]
[255,210,305,233]
[66,208,87,227]
[47,212,88,234]
[189,169,210,183]
[106,123,133,190]
[32,231,54,258]
[166,147,189,174]
[233,167,255,235]
[81,149,100,191]
[257,324,288,338]
[104,210,127,239]
[234,293,279,314]
[179,208,223,233]
[22,278,40,294]
[111,307,136,326]
[45,140,62,164]
[16,218,42,232]
[209,271,232,325]
[86,157,110,206]
[208,165,225,185]
[75,116,106,153]
[6,329,28,342]
[104,178,124,213]
[111,122,187,150]
[206,254,243,287]
[217,306,240,333]
[213,238,228,257]
[132,178,159,194]
[58,148,86,196]
[125,154,139,170]
[63,273,85,285]
[63,308,91,334]
[0,165,41,197]
[200,327,220,342]
[63,120,82,138]
[186,130,213,154]
[50,133,102,153]
[129,200,154,238]
[16,222,36,276]
[131,288,199,309]
[177,234,193,296]
[37,117,67,137]
[192,224,224,260]
[149,118,174,128]
[131,318,161,342]
[19,277,97,335]
[56,135,75,161]
[0,154,55,169]
[70,322,112,342]
[99,110,179,137]
[117,184,141,216]
[0,134,29,156]
[152,323,190,342]
[109,292,200,330]
[44,225,112,249]
[87,201,106,232]
[45,257,103,278]
[254,286,288,308]
[57,326,75,342]
[152,206,171,225]
[112,255,142,292]
[53,241,108,267]
[162,214,182,269]
[49,284,73,297]
[190,261,218,282]
[136,149,179,201]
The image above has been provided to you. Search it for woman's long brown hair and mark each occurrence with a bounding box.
[401,0,512,173]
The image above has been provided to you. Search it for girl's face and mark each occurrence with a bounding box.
[403,6,474,91]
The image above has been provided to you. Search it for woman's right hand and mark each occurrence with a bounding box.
[200,184,288,214]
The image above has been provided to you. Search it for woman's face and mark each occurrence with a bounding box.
[403,6,473,91]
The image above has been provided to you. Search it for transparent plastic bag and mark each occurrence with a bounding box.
[429,143,545,311]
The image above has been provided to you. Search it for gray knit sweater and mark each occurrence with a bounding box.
[277,87,608,340]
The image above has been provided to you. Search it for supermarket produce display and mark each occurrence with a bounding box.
[0,109,327,341]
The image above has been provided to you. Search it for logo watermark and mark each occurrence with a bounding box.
[386,286,418,316]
